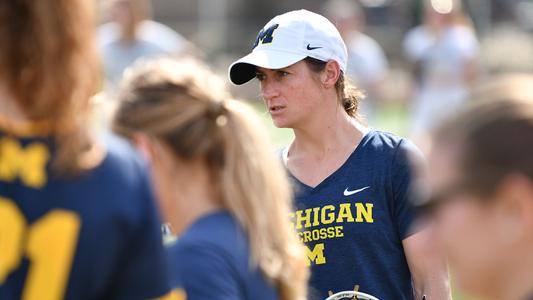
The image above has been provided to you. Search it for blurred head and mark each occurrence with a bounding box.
[0,0,100,173]
[323,0,366,35]
[113,57,308,300]
[229,9,363,128]
[426,74,533,299]
[107,0,149,41]
[423,0,471,29]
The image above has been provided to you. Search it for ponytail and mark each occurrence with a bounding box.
[304,57,365,118]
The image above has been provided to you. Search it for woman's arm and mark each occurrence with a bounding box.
[403,227,452,300]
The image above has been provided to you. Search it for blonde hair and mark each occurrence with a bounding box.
[0,0,100,174]
[113,57,308,300]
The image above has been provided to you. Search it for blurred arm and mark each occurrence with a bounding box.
[403,227,452,300]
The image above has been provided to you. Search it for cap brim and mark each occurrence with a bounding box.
[228,50,306,85]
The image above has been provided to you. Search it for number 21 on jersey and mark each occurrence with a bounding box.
[0,196,80,300]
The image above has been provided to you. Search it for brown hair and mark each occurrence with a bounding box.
[113,57,308,300]
[0,0,100,174]
[304,57,365,119]
[433,74,533,196]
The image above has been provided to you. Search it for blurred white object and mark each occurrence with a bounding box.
[325,291,379,300]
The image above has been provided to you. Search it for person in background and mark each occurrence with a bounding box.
[403,0,478,146]
[113,57,308,300]
[229,9,451,300]
[0,0,172,299]
[421,74,533,300]
[97,0,191,90]
[323,0,389,123]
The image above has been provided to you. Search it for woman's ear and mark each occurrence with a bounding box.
[133,133,155,163]
[494,175,533,242]
[321,60,341,88]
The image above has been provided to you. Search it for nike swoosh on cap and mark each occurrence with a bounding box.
[343,186,371,196]
[306,44,322,50]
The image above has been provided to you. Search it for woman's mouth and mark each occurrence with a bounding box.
[269,105,286,114]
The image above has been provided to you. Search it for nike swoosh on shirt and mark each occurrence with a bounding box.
[343,186,371,196]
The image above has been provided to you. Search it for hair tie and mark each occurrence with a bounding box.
[207,101,228,126]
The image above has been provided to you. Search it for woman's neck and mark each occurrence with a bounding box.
[170,164,224,236]
[492,252,533,300]
[290,106,368,157]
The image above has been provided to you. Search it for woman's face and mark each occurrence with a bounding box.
[427,144,508,297]
[256,60,325,128]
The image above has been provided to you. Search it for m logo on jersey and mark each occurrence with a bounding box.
[0,137,49,188]
[252,24,279,49]
[305,243,326,266]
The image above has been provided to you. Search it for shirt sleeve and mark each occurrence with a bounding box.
[173,243,243,300]
[455,27,479,60]
[391,139,425,240]
[109,177,171,299]
[364,39,389,80]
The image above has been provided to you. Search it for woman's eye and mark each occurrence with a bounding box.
[255,73,265,81]
[278,71,289,77]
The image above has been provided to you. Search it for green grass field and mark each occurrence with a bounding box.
[250,100,479,300]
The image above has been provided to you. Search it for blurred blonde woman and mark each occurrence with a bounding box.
[113,57,308,300]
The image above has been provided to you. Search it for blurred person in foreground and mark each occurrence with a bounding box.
[404,0,478,146]
[97,0,192,90]
[113,57,308,300]
[0,0,173,299]
[323,0,389,123]
[421,74,533,300]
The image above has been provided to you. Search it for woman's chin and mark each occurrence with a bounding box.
[271,117,291,129]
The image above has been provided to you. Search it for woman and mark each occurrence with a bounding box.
[113,57,308,300]
[0,0,171,299]
[422,74,533,300]
[229,9,450,300]
[403,0,478,143]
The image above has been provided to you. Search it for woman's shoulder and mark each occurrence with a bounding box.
[173,212,248,255]
[98,133,147,177]
[167,212,252,281]
[360,130,423,164]
[165,212,276,300]
[363,130,409,150]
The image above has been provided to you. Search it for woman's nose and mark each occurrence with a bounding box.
[260,78,279,100]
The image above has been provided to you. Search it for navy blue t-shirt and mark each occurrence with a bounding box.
[166,211,278,300]
[288,130,421,300]
[0,131,170,299]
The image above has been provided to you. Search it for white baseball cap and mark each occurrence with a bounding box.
[228,9,348,85]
